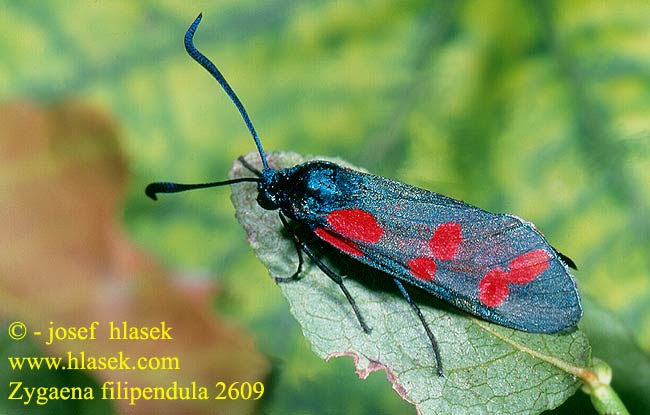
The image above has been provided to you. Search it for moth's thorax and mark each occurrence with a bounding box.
[258,161,358,220]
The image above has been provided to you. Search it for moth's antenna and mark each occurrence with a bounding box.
[185,13,268,170]
[145,177,260,200]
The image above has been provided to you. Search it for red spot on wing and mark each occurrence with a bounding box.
[405,222,462,282]
[478,249,550,307]
[315,227,364,257]
[408,257,437,282]
[430,222,462,260]
[508,249,549,283]
[326,209,384,244]
[478,269,509,307]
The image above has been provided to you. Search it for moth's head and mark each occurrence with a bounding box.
[256,168,282,210]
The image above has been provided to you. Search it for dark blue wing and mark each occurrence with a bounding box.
[306,167,582,334]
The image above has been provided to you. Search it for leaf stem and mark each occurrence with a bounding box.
[578,358,630,415]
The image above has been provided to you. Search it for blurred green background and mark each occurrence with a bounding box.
[1,1,649,414]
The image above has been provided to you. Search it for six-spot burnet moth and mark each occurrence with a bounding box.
[146,13,583,376]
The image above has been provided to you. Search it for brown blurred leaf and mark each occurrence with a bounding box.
[0,101,268,415]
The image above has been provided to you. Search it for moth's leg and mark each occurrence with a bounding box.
[393,278,443,376]
[274,212,304,282]
[274,212,370,334]
[552,246,577,270]
[299,242,372,334]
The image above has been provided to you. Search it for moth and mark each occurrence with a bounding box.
[147,14,582,375]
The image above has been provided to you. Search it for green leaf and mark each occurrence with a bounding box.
[230,151,591,415]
